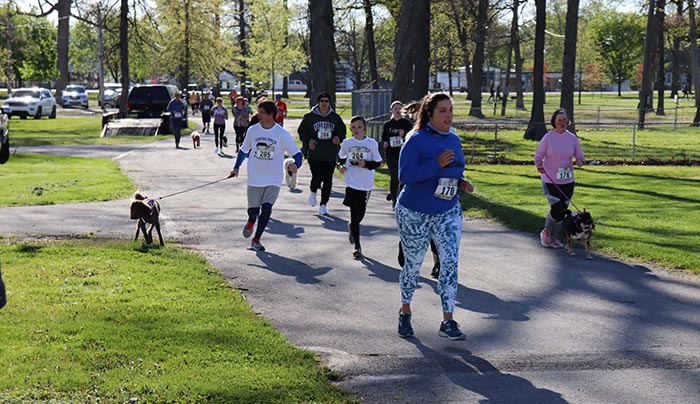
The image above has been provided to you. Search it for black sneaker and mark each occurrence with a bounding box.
[439,319,466,341]
[353,248,362,259]
[398,310,414,338]
[385,193,393,201]
[430,264,440,279]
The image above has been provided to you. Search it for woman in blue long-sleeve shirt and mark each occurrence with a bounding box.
[395,93,474,341]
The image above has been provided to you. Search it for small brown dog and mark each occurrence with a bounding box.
[191,130,201,148]
[130,192,164,246]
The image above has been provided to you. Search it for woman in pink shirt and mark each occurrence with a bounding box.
[533,109,585,248]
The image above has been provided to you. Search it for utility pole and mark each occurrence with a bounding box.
[97,1,106,111]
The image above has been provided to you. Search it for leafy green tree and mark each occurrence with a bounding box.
[246,0,304,93]
[69,21,98,81]
[593,12,645,96]
[17,16,58,84]
[155,0,238,89]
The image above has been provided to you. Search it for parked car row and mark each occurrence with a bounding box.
[1,84,187,135]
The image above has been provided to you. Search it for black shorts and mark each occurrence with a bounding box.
[343,187,370,209]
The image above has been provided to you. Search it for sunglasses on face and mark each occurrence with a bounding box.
[319,99,331,103]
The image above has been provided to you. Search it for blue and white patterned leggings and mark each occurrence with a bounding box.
[396,203,462,313]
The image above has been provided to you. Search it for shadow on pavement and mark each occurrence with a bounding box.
[251,251,333,284]
[409,339,568,404]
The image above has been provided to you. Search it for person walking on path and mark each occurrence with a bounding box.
[166,91,188,149]
[534,108,585,248]
[232,96,250,152]
[274,94,288,127]
[228,99,303,252]
[211,97,229,154]
[395,92,474,341]
[381,100,412,209]
[338,116,382,259]
[189,91,199,115]
[298,91,347,216]
[488,83,495,102]
[200,92,214,134]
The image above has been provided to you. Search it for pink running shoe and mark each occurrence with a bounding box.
[539,229,553,248]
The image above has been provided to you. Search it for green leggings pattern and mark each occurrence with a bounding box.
[396,203,462,313]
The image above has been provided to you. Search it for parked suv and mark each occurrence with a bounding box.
[1,88,57,120]
[126,84,186,134]
[0,113,9,164]
[61,85,89,108]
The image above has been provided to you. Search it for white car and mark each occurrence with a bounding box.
[1,87,57,120]
[61,85,89,108]
[100,83,122,107]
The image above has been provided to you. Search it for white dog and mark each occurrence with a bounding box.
[284,157,298,190]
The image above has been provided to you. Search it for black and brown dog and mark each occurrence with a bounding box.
[562,209,595,259]
[130,192,164,246]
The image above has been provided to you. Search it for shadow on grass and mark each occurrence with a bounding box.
[460,192,542,234]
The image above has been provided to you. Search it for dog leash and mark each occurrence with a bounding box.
[540,169,582,213]
[157,177,231,200]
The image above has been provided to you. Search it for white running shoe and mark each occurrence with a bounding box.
[214,147,220,154]
[319,205,329,215]
[308,192,317,207]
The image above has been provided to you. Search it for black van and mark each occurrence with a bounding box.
[126,84,187,134]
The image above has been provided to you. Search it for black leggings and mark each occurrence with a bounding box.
[343,187,370,248]
[309,160,336,206]
[386,152,399,203]
[234,125,247,147]
[214,123,226,148]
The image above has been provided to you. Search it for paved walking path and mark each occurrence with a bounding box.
[3,119,700,403]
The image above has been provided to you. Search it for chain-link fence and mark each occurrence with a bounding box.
[366,117,700,164]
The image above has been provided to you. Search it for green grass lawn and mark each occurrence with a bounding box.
[376,164,700,274]
[7,116,189,147]
[453,125,700,163]
[0,153,135,206]
[0,241,353,404]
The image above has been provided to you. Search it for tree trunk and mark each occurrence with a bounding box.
[655,0,666,115]
[468,0,488,118]
[364,0,379,89]
[55,0,72,104]
[524,0,547,140]
[511,0,525,109]
[239,0,248,82]
[447,0,472,100]
[689,0,700,124]
[392,0,430,102]
[309,0,336,106]
[119,0,129,117]
[671,0,682,100]
[638,0,657,129]
[282,0,289,98]
[412,0,430,100]
[560,0,579,131]
[182,0,191,90]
